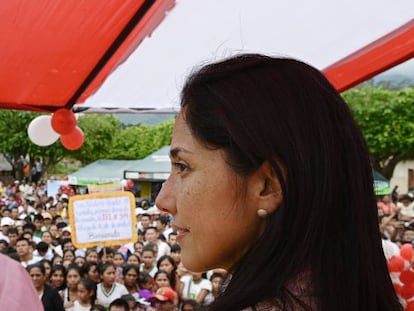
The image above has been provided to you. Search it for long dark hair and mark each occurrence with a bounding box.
[181,54,401,310]
[156,255,178,289]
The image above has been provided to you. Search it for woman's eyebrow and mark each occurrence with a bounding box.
[169,147,193,158]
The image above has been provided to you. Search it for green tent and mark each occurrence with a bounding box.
[373,170,390,196]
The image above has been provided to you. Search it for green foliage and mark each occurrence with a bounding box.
[71,114,122,163]
[0,110,66,176]
[0,111,174,178]
[343,86,414,178]
[108,119,174,159]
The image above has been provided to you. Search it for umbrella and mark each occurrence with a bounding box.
[373,170,390,196]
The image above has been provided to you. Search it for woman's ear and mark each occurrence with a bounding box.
[246,161,284,215]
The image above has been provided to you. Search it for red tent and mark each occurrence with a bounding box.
[0,0,412,113]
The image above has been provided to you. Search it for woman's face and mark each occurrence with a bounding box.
[101,266,116,285]
[155,272,170,288]
[124,268,138,287]
[41,232,52,244]
[113,254,124,267]
[28,267,46,290]
[87,265,100,283]
[77,283,92,304]
[155,113,265,272]
[159,259,173,274]
[66,269,81,289]
[63,251,75,262]
[86,251,98,263]
[50,269,65,288]
[126,255,140,265]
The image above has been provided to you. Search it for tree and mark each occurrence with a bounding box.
[108,119,173,159]
[343,86,414,179]
[69,114,122,163]
[0,110,66,179]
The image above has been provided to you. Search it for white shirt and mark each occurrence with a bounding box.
[96,283,128,307]
[180,275,212,301]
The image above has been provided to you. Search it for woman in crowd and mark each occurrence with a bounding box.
[96,262,129,307]
[122,264,140,295]
[179,272,211,305]
[67,278,97,311]
[154,270,171,290]
[60,264,81,309]
[157,255,180,294]
[27,262,64,311]
[85,248,99,263]
[126,253,141,266]
[155,54,401,310]
[50,264,67,291]
[80,261,100,284]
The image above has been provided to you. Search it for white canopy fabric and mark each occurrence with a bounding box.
[78,0,414,112]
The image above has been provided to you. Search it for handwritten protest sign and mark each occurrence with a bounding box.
[68,191,137,248]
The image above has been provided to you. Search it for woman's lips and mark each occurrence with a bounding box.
[172,224,190,243]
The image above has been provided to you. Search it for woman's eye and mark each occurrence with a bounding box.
[172,162,188,173]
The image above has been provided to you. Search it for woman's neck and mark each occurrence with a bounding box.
[103,282,114,291]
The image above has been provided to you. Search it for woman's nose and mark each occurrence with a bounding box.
[155,179,177,215]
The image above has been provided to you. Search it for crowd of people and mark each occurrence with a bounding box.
[0,179,226,311]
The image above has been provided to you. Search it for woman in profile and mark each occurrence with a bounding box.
[155,54,401,310]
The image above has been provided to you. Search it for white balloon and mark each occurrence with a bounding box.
[27,115,60,146]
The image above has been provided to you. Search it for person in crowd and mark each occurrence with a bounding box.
[113,251,126,281]
[80,261,100,284]
[67,278,97,311]
[149,286,178,311]
[60,264,81,309]
[180,271,212,305]
[140,244,158,277]
[133,241,144,256]
[377,195,397,216]
[137,272,154,305]
[50,264,67,291]
[181,300,201,311]
[144,226,170,260]
[396,194,414,222]
[27,262,64,311]
[157,255,180,294]
[126,253,141,266]
[74,255,86,267]
[154,54,401,310]
[98,246,115,263]
[122,264,140,295]
[6,227,19,252]
[85,248,99,263]
[167,232,178,246]
[96,262,129,307]
[39,259,53,282]
[108,298,130,311]
[203,272,225,305]
[154,270,171,291]
[16,236,37,267]
[90,304,106,311]
[121,294,140,311]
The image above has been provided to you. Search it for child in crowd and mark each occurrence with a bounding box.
[96,262,129,307]
[67,278,97,311]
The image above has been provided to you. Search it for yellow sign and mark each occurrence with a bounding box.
[68,191,137,249]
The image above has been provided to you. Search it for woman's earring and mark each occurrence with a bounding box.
[257,209,268,218]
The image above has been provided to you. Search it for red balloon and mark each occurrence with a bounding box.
[400,269,414,285]
[401,243,414,261]
[51,108,77,135]
[388,255,406,272]
[400,283,414,300]
[60,126,84,150]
